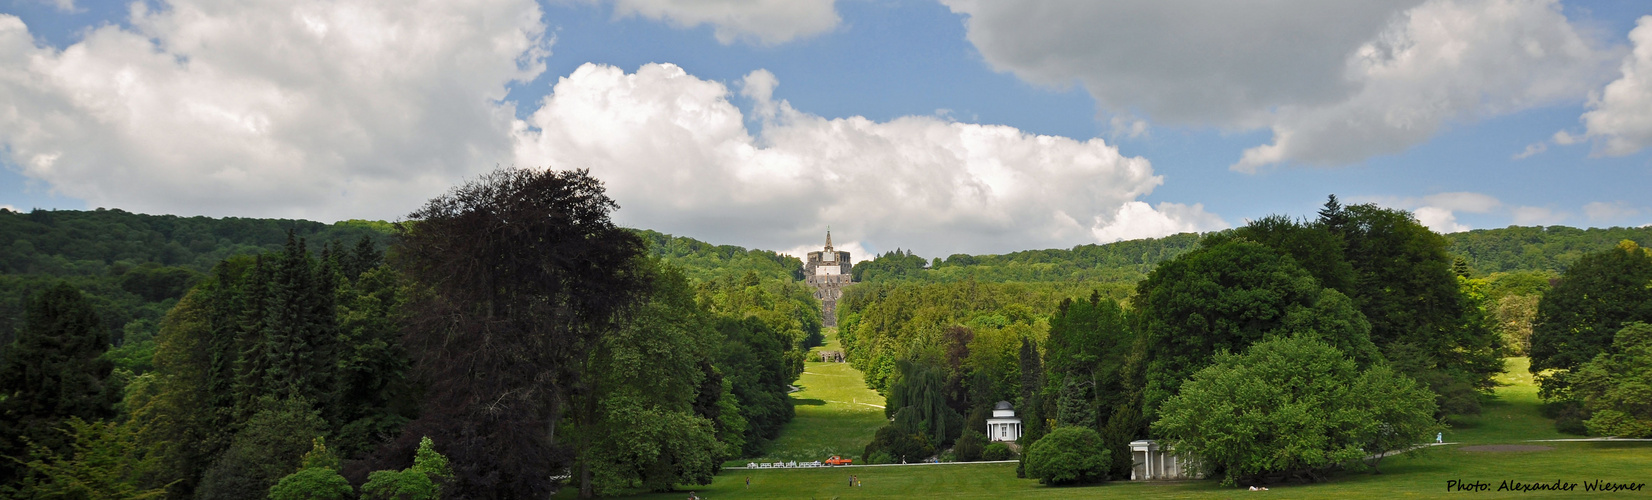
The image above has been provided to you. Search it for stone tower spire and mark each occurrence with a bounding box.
[825,228,833,253]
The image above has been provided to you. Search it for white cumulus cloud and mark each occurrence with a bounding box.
[510,63,1227,256]
[1364,191,1585,232]
[1583,201,1640,222]
[1574,16,1652,156]
[1412,207,1472,233]
[940,0,1615,171]
[1235,0,1613,171]
[596,0,839,45]
[0,0,549,221]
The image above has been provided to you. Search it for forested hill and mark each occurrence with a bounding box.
[852,233,1203,285]
[845,225,1652,286]
[1443,225,1652,274]
[0,208,804,350]
[634,229,804,282]
[0,208,801,281]
[0,207,393,276]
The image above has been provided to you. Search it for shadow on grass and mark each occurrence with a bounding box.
[792,398,827,406]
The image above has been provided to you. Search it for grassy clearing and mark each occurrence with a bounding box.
[1447,357,1570,444]
[640,355,1649,499]
[727,330,887,467]
[626,442,1652,499]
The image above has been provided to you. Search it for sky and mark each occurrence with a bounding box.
[2,0,1650,262]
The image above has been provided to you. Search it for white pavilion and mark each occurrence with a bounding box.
[986,401,1022,442]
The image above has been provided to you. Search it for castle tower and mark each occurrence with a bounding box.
[804,231,853,327]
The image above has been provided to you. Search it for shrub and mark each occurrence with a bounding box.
[863,451,895,465]
[196,398,325,500]
[1153,335,1439,485]
[981,442,1014,461]
[862,424,934,464]
[267,467,353,500]
[953,430,986,462]
[268,437,353,500]
[1023,427,1108,485]
[361,437,453,500]
[1573,323,1652,438]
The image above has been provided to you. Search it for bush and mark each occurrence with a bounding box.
[268,437,353,500]
[1573,323,1652,438]
[862,424,934,464]
[863,451,894,465]
[981,442,1014,461]
[1153,335,1440,485]
[1024,427,1108,485]
[196,398,325,500]
[953,430,986,462]
[361,437,453,500]
[267,467,353,500]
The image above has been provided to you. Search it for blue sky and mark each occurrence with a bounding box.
[2,0,1650,259]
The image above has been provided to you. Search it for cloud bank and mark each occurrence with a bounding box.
[597,0,840,45]
[1574,16,1652,156]
[941,0,1616,171]
[0,1,1224,257]
[1361,191,1646,232]
[0,0,548,220]
[512,63,1227,256]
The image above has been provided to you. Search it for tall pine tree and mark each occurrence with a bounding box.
[0,282,117,483]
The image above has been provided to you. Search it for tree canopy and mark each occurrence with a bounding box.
[382,167,651,498]
[1153,335,1438,486]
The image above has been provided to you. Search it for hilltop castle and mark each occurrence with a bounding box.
[804,231,853,327]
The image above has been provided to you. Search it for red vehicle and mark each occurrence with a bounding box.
[824,455,853,466]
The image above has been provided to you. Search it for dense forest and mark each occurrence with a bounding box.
[3,190,1651,494]
[847,198,1652,486]
[0,172,820,498]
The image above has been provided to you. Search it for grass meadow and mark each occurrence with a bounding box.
[727,332,889,467]
[606,345,1652,499]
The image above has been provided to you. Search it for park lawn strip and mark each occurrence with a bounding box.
[725,330,888,467]
[1446,357,1571,444]
[627,356,1650,498]
[621,442,1651,499]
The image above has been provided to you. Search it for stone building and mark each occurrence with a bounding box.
[986,401,1023,442]
[804,231,853,327]
[1129,440,1201,480]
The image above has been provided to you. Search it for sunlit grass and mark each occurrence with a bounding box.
[621,355,1652,498]
[730,330,889,467]
[1447,357,1571,444]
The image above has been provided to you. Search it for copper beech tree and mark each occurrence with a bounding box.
[369,167,649,498]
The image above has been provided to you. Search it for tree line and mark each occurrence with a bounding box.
[0,169,818,498]
[846,196,1510,486]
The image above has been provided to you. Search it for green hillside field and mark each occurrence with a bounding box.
[602,355,1652,499]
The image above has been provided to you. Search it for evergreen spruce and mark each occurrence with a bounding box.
[1317,194,1348,234]
[0,282,117,483]
[1017,337,1046,445]
[1056,378,1095,429]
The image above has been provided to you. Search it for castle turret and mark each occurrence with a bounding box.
[805,230,853,327]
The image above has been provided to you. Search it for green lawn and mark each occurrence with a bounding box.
[727,330,888,467]
[629,442,1652,499]
[1445,357,1572,444]
[625,353,1652,499]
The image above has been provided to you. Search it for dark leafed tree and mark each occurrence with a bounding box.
[1132,237,1376,418]
[0,282,117,484]
[1336,204,1501,414]
[372,167,648,498]
[1317,194,1348,235]
[1017,336,1045,445]
[1531,241,1652,398]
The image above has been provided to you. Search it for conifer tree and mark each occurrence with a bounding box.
[0,282,117,483]
[1017,337,1045,444]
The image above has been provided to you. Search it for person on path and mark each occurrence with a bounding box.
[1436,432,1443,444]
